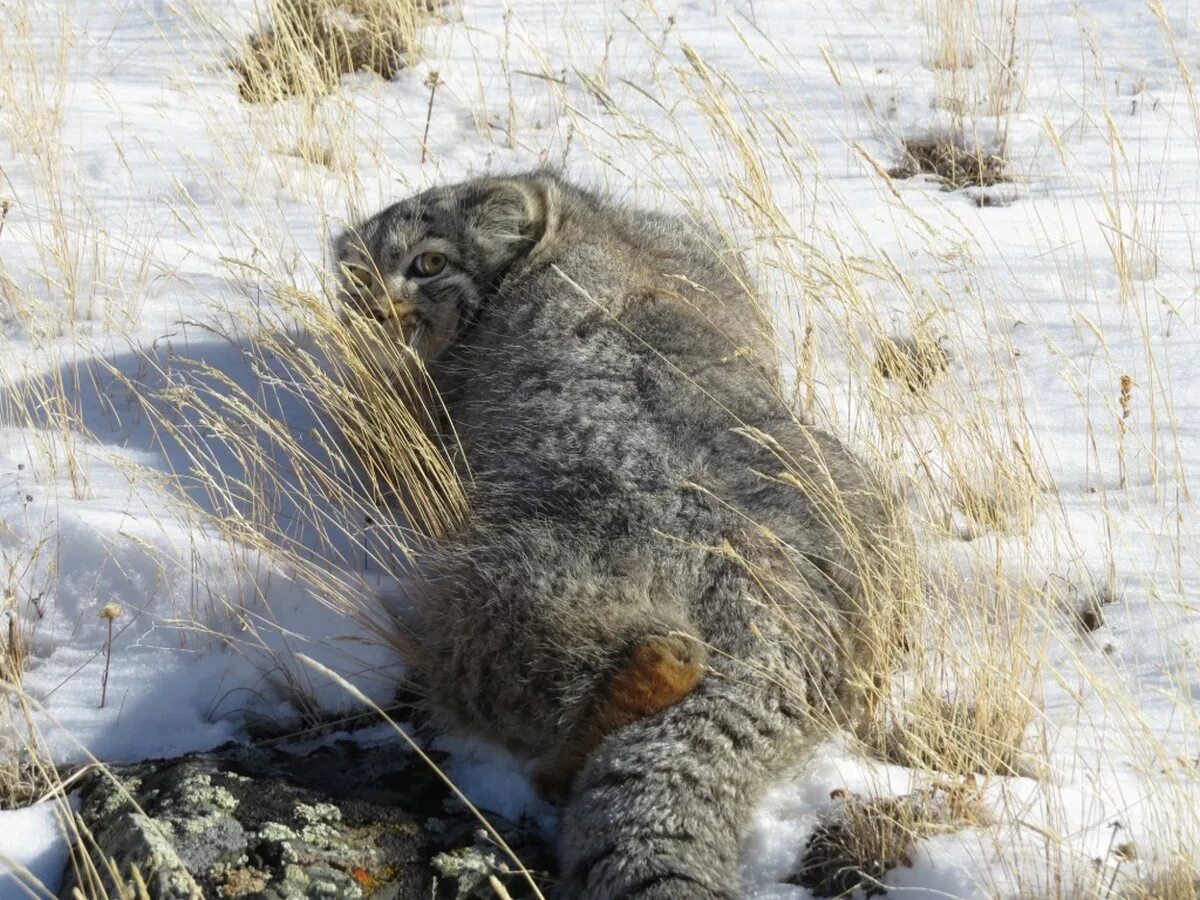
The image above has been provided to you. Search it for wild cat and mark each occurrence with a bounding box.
[333,171,908,899]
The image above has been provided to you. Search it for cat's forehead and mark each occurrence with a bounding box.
[376,192,464,245]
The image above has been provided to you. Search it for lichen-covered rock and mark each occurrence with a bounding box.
[61,739,552,900]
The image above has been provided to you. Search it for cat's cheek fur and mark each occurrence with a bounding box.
[346,323,412,381]
[420,304,462,361]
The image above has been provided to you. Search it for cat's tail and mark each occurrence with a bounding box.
[557,667,813,900]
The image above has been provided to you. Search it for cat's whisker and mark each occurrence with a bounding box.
[404,325,425,354]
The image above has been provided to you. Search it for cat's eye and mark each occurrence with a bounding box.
[410,251,448,278]
[340,262,373,289]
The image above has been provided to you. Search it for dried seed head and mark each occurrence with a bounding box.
[1119,375,1133,417]
[100,602,123,620]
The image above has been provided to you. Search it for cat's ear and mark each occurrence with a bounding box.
[466,178,552,271]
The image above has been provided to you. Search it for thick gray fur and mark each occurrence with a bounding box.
[334,171,907,899]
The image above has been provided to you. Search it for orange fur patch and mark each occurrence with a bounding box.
[533,636,705,802]
[592,638,705,732]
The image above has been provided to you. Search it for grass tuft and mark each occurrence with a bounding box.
[869,691,1032,777]
[788,784,988,897]
[875,335,951,394]
[233,0,432,103]
[890,137,1010,190]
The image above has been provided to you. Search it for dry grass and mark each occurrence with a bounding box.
[1125,860,1200,900]
[233,0,433,103]
[875,334,951,393]
[868,689,1033,777]
[922,0,979,72]
[889,137,1010,189]
[0,688,58,810]
[2,0,1200,894]
[0,732,43,811]
[788,783,989,896]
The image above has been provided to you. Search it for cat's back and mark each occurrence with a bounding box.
[432,193,783,522]
[439,187,777,421]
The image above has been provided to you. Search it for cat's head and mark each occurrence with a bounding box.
[333,175,554,365]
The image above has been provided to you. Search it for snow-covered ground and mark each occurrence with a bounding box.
[0,801,73,897]
[2,0,1200,896]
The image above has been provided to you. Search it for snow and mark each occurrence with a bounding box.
[0,801,73,898]
[2,0,1200,896]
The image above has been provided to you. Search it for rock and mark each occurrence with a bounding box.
[61,739,553,900]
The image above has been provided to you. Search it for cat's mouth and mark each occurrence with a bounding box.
[339,287,431,360]
[374,303,428,354]
[362,299,415,329]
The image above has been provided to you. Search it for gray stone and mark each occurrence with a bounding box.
[61,739,552,899]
